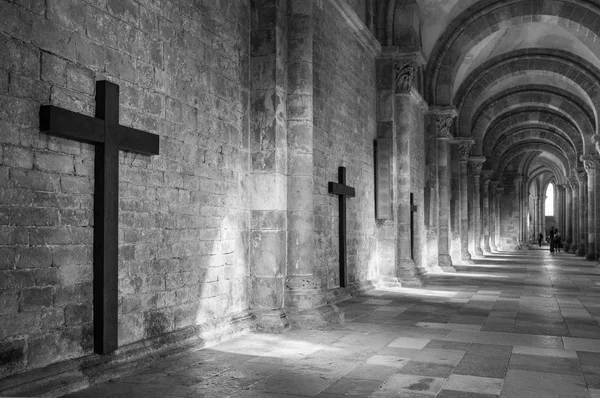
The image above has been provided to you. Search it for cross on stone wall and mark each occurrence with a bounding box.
[40,80,160,354]
[410,193,418,260]
[328,167,355,288]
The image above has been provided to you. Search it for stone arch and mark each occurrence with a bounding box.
[497,143,570,177]
[481,110,581,158]
[426,0,600,104]
[470,88,594,149]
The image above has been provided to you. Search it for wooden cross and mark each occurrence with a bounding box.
[328,166,355,288]
[40,81,160,354]
[410,193,417,260]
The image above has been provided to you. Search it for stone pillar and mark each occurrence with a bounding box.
[522,178,529,243]
[450,145,462,260]
[577,170,587,256]
[489,180,499,252]
[375,55,398,286]
[565,184,572,247]
[481,170,492,253]
[458,141,473,259]
[570,177,579,253]
[434,109,456,271]
[538,195,544,237]
[455,140,474,261]
[469,157,485,256]
[495,186,504,250]
[582,156,597,260]
[249,0,289,331]
[513,176,523,245]
[285,0,343,326]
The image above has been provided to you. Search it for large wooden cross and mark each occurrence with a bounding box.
[328,167,355,288]
[40,81,160,354]
[410,193,417,260]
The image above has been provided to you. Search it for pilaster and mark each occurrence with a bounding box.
[481,170,493,253]
[469,156,486,257]
[577,169,587,256]
[582,155,598,260]
[489,180,499,252]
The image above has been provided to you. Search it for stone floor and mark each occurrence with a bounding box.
[63,249,600,397]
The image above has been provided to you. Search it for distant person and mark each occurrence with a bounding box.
[538,232,543,247]
[549,227,555,253]
[554,231,562,253]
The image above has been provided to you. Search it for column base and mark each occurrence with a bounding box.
[378,276,403,288]
[489,244,497,252]
[438,254,456,272]
[254,309,290,333]
[577,245,586,256]
[474,248,484,257]
[286,304,345,329]
[398,258,423,287]
[587,251,596,261]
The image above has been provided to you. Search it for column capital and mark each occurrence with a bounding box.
[569,176,579,188]
[432,108,457,140]
[468,156,486,176]
[581,154,600,173]
[490,180,499,192]
[452,138,474,161]
[482,169,493,185]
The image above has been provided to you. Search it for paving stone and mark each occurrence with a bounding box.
[500,370,588,398]
[508,353,581,375]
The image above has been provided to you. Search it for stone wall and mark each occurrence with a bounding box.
[313,1,377,290]
[0,0,250,378]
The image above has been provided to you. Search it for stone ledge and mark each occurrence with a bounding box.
[0,310,255,397]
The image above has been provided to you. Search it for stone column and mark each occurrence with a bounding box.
[434,109,456,271]
[522,178,529,243]
[375,55,398,286]
[489,180,499,252]
[481,170,492,253]
[513,176,523,245]
[469,157,485,256]
[570,177,579,253]
[450,145,462,260]
[285,0,343,326]
[582,156,597,260]
[577,170,587,256]
[495,186,504,250]
[455,140,474,261]
[249,0,289,331]
[537,195,544,237]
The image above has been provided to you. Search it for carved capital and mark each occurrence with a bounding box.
[435,115,453,140]
[569,177,579,189]
[394,60,416,93]
[454,139,474,161]
[490,180,499,192]
[593,134,600,156]
[468,156,486,175]
[578,170,587,184]
[482,169,493,185]
[581,154,599,173]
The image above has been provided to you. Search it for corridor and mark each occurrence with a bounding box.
[64,251,600,397]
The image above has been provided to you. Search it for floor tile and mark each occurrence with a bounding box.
[388,336,431,349]
[398,360,455,377]
[443,374,503,395]
[508,353,580,375]
[371,374,446,397]
[500,369,587,398]
[412,348,466,366]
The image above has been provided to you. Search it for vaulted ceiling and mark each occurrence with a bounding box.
[376,0,600,191]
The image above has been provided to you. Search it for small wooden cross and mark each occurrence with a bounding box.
[410,193,418,260]
[40,81,159,354]
[328,167,355,287]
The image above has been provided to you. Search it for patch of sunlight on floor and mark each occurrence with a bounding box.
[379,286,458,298]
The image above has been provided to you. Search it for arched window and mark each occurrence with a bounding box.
[545,183,554,216]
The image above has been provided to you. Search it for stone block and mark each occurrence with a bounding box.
[60,175,93,194]
[0,94,39,127]
[9,73,51,103]
[10,168,61,192]
[50,85,94,117]
[0,246,15,270]
[64,303,92,326]
[143,309,172,338]
[66,64,95,95]
[119,312,144,346]
[250,276,284,309]
[0,226,28,245]
[2,145,33,169]
[85,4,119,48]
[0,290,18,315]
[16,246,52,269]
[0,311,40,339]
[47,0,86,33]
[21,286,54,310]
[0,270,36,290]
[41,51,67,86]
[40,307,65,330]
[250,230,286,276]
[27,334,58,369]
[8,206,60,226]
[248,173,286,211]
[107,0,140,25]
[30,226,93,245]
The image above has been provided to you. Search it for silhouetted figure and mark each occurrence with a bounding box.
[549,227,555,253]
[538,232,543,247]
[555,231,562,253]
